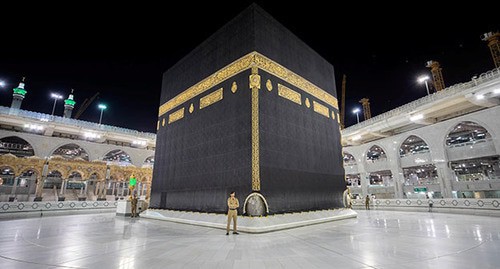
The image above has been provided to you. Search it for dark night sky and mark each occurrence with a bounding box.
[0,2,498,132]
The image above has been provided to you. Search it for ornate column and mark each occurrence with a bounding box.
[145,183,151,200]
[387,152,405,199]
[35,160,49,200]
[427,136,454,198]
[121,182,125,197]
[64,179,68,194]
[391,167,405,199]
[10,177,19,196]
[356,158,369,198]
[27,176,37,200]
[96,181,101,198]
[112,181,116,196]
[435,161,455,198]
[123,182,128,197]
[94,181,99,196]
[83,180,88,197]
[102,181,107,199]
[60,179,67,195]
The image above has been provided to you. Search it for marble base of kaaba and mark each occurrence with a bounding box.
[141,208,357,233]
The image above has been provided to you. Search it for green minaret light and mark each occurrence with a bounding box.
[11,77,27,109]
[64,89,76,118]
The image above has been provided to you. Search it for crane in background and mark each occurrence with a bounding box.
[359,98,372,120]
[74,92,99,119]
[426,60,445,92]
[482,32,500,68]
[340,74,346,129]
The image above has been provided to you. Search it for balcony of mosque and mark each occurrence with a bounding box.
[342,67,500,143]
[400,151,432,168]
[0,106,156,140]
[446,138,496,161]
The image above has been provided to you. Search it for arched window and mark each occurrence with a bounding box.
[366,145,386,161]
[44,171,63,189]
[103,149,132,165]
[68,171,83,180]
[18,169,38,187]
[89,173,100,180]
[369,170,393,186]
[446,121,491,146]
[51,144,89,161]
[403,164,438,185]
[0,167,15,185]
[400,135,429,156]
[144,156,154,166]
[343,152,356,166]
[0,136,34,157]
[346,174,360,186]
[67,171,85,189]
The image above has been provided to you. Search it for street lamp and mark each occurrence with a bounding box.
[0,80,6,88]
[98,104,107,125]
[50,93,63,116]
[352,108,361,123]
[417,75,431,95]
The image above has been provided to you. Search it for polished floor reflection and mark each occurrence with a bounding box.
[1,210,499,268]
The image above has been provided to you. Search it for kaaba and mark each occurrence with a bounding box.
[150,4,346,215]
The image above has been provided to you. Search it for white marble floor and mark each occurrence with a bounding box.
[0,210,499,269]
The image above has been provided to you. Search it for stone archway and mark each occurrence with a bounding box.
[399,135,430,157]
[143,156,154,167]
[343,151,356,165]
[18,169,39,192]
[103,149,133,165]
[50,143,90,161]
[0,136,35,157]
[366,145,387,162]
[0,166,16,186]
[445,121,492,146]
[45,170,63,190]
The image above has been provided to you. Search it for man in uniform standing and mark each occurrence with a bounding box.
[226,191,239,235]
[131,194,138,218]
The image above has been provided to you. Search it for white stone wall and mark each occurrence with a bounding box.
[0,129,154,167]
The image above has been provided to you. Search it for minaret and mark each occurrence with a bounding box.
[63,89,76,118]
[11,77,27,109]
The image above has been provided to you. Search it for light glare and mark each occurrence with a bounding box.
[51,93,63,99]
[84,132,101,139]
[352,135,362,141]
[410,114,424,121]
[417,75,430,83]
